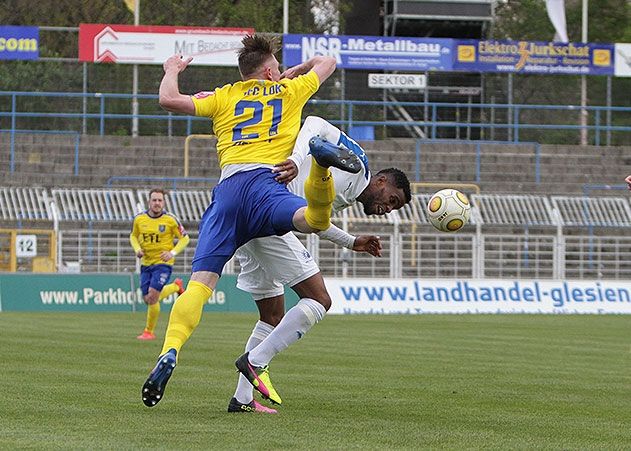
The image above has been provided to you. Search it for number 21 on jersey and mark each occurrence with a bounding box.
[232,99,283,142]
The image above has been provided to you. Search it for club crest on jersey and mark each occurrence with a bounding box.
[302,250,311,261]
[193,91,213,99]
[159,225,166,232]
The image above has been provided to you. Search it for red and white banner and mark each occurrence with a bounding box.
[79,24,253,66]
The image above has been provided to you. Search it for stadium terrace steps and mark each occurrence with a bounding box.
[0,133,628,194]
[0,134,220,187]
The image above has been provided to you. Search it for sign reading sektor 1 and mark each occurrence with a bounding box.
[368,73,426,89]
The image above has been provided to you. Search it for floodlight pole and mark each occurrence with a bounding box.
[132,0,140,137]
[579,0,588,146]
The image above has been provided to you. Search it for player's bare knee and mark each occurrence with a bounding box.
[143,294,159,305]
[260,312,284,327]
[314,294,332,311]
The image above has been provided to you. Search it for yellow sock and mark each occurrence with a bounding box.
[159,282,179,300]
[304,160,335,230]
[161,281,212,355]
[144,302,160,334]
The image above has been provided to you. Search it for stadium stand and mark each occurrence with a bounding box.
[1,132,629,194]
[1,185,630,279]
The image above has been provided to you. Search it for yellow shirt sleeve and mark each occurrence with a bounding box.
[191,90,219,118]
[129,217,142,253]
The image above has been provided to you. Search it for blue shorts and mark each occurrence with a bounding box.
[140,264,173,296]
[192,168,307,275]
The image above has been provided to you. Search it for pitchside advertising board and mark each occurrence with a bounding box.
[1,275,630,314]
[78,24,253,65]
[327,279,631,314]
[0,274,299,313]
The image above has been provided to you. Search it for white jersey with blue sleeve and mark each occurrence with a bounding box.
[287,116,370,212]
[234,116,371,300]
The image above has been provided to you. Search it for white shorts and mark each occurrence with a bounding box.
[235,233,319,300]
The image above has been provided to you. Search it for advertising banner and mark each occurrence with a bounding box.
[5,274,630,315]
[0,25,39,60]
[0,273,298,312]
[453,39,614,75]
[283,34,454,71]
[326,278,631,314]
[615,43,631,77]
[78,24,253,65]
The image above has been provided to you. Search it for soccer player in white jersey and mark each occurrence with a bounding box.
[142,34,365,410]
[228,116,411,413]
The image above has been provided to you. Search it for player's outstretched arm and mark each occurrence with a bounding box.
[316,224,382,257]
[159,55,195,115]
[281,56,336,84]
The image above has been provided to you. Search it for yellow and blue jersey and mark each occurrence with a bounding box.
[191,71,320,168]
[131,211,187,266]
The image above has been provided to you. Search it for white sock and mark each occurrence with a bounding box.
[248,298,326,367]
[234,320,274,404]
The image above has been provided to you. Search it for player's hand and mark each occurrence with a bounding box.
[272,159,298,184]
[625,175,631,190]
[160,251,174,262]
[280,68,294,80]
[164,54,193,74]
[353,235,382,257]
[280,64,303,80]
[136,250,144,258]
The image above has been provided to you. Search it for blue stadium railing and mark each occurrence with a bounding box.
[1,91,631,145]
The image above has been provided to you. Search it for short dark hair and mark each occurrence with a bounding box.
[376,168,411,204]
[149,188,166,198]
[238,34,279,78]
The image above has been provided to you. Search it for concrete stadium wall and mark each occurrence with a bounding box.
[0,133,629,195]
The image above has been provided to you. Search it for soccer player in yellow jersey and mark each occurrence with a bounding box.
[130,189,190,341]
[142,34,362,410]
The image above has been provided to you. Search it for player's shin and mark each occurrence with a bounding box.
[159,282,179,300]
[248,298,325,367]
[145,302,160,334]
[161,280,212,355]
[303,162,334,231]
[234,321,274,404]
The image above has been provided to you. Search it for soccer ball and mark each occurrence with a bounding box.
[426,189,471,232]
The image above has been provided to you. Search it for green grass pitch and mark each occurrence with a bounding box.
[1,312,629,449]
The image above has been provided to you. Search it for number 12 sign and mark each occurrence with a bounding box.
[16,234,37,257]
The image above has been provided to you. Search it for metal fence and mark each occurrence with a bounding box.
[2,91,631,145]
[53,228,631,280]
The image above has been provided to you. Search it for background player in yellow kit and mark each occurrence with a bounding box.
[141,34,363,409]
[130,188,190,340]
